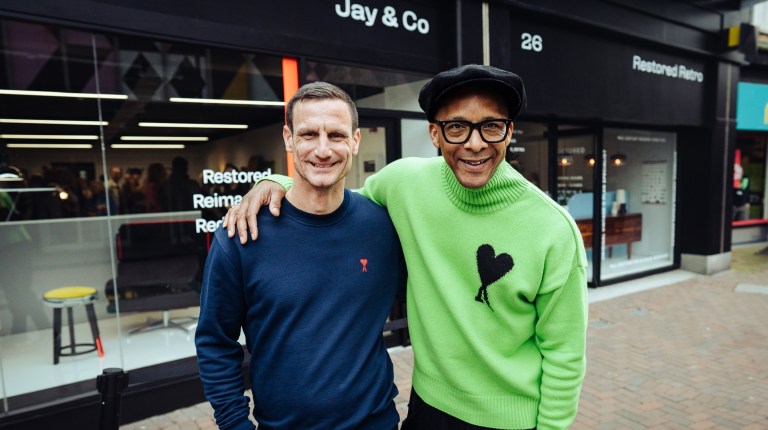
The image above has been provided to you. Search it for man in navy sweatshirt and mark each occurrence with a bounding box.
[195,82,404,430]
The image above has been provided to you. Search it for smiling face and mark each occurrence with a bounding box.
[284,98,360,194]
[429,87,512,189]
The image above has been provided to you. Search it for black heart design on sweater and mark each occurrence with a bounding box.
[475,244,514,310]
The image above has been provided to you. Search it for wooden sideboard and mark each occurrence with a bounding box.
[575,213,642,259]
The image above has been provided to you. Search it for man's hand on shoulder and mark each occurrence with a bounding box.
[223,181,286,244]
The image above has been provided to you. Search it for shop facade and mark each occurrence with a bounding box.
[486,1,742,283]
[0,0,750,428]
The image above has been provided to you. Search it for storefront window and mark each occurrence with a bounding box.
[305,61,430,112]
[507,122,549,193]
[555,127,597,283]
[0,20,115,406]
[0,18,287,411]
[509,124,678,284]
[401,118,434,159]
[601,128,676,280]
[734,135,766,220]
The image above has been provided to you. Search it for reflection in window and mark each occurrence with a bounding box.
[1,18,287,222]
[0,16,293,411]
[305,61,430,112]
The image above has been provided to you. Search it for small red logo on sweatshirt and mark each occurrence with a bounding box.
[360,258,368,272]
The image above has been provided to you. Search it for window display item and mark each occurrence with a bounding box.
[42,286,104,365]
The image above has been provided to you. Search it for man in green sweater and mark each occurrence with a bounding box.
[224,65,588,429]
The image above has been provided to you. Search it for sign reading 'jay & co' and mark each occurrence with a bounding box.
[334,0,431,34]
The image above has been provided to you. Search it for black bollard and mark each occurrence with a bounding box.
[97,368,129,430]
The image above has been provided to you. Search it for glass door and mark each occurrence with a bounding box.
[555,126,598,283]
[511,123,597,283]
[512,123,678,286]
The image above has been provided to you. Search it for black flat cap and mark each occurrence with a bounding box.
[418,64,526,122]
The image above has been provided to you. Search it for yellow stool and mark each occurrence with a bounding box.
[43,286,104,364]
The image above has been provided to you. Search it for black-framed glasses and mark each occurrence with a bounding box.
[436,119,512,144]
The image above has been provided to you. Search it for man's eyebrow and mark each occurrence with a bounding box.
[294,126,316,134]
[440,115,506,121]
[440,115,469,121]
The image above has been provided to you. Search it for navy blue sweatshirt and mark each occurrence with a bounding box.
[195,189,402,430]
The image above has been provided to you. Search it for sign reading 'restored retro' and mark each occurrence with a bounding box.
[631,55,704,83]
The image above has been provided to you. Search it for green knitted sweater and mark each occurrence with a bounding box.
[267,157,588,429]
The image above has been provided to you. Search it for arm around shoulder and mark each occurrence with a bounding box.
[357,157,427,206]
[224,175,291,242]
[256,174,293,190]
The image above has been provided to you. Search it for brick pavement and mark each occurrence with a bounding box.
[122,243,768,429]
[574,244,768,430]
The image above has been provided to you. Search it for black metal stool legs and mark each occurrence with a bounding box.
[85,303,104,357]
[51,305,101,364]
[52,308,62,365]
[67,307,76,355]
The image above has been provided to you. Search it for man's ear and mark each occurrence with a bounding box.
[283,125,293,153]
[428,123,440,149]
[352,128,361,156]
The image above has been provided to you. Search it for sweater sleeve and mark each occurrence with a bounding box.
[195,233,255,430]
[256,174,293,190]
[533,253,589,430]
[355,159,407,207]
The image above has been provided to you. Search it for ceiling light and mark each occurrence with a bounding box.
[0,119,108,126]
[6,143,93,149]
[0,89,127,99]
[610,153,627,167]
[169,97,285,106]
[0,134,98,140]
[584,153,596,167]
[1,187,56,192]
[557,152,574,167]
[139,122,247,129]
[120,136,208,141]
[111,144,186,149]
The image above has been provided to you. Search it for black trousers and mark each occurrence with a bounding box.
[400,390,535,430]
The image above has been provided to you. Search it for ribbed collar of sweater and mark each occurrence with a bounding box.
[281,188,351,227]
[440,160,529,214]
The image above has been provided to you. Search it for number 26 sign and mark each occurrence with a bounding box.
[521,32,543,52]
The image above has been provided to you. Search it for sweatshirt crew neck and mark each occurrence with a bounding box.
[280,189,351,227]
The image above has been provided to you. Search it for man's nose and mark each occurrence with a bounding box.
[464,128,488,152]
[315,134,333,157]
